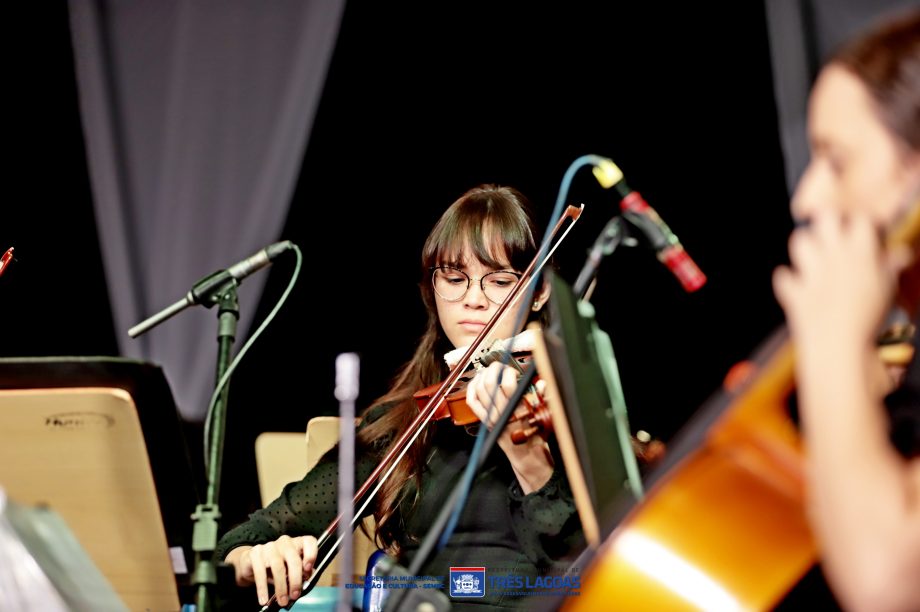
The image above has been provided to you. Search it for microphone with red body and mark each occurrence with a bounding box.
[0,247,13,278]
[592,159,707,292]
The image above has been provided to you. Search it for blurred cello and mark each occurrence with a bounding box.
[564,196,920,611]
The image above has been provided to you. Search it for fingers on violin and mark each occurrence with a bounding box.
[466,363,504,424]
[465,374,490,422]
[484,363,520,425]
[496,364,519,395]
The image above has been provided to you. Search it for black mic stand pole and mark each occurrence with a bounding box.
[192,279,240,612]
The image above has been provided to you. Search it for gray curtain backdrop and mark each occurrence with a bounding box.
[764,0,916,195]
[68,0,345,420]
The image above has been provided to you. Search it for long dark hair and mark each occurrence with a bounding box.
[356,184,544,553]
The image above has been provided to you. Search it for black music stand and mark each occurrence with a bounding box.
[530,271,644,547]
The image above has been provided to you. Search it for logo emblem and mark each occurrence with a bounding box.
[449,567,485,598]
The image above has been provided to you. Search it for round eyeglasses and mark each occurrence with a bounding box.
[431,266,522,305]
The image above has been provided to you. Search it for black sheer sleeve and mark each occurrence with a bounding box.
[507,453,583,568]
[215,404,392,560]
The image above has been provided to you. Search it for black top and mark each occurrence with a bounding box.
[216,404,584,609]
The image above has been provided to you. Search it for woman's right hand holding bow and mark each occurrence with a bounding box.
[223,534,318,607]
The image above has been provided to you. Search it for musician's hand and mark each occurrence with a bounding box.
[774,211,909,357]
[224,535,318,607]
[774,210,911,399]
[466,361,554,494]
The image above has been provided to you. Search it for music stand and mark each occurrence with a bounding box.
[528,271,644,547]
[0,356,199,611]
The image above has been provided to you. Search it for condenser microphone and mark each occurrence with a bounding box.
[0,247,13,278]
[593,159,706,292]
[187,241,294,304]
[128,240,294,337]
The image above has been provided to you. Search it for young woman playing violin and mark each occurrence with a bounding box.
[216,184,583,609]
[772,9,920,611]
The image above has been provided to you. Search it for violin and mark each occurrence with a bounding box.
[412,347,554,444]
[413,341,668,464]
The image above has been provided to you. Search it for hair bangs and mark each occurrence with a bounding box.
[422,190,537,273]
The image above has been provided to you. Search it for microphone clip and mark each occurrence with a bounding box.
[128,240,293,338]
[573,215,639,299]
[189,270,240,308]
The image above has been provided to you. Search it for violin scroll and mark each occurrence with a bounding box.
[509,391,553,444]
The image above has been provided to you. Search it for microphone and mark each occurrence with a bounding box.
[187,240,294,304]
[128,240,294,337]
[592,159,706,292]
[0,247,13,278]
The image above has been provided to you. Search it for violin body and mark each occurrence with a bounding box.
[413,374,480,426]
[412,351,554,440]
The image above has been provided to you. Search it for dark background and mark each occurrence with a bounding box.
[3,2,791,532]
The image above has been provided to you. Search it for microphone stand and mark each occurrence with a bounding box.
[127,242,298,612]
[191,278,240,612]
